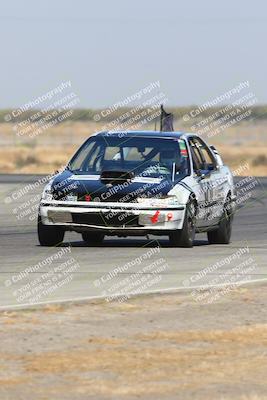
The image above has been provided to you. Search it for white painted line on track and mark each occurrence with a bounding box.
[1,277,267,310]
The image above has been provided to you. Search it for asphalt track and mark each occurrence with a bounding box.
[0,175,266,309]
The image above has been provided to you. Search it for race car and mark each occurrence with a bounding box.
[38,131,236,248]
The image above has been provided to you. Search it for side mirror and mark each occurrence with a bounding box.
[210,145,223,166]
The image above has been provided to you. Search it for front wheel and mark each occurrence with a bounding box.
[169,201,196,248]
[38,216,65,246]
[207,197,233,244]
[82,232,104,246]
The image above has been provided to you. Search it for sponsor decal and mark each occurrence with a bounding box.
[132,177,163,184]
[69,175,100,180]
[69,175,162,184]
[179,139,188,157]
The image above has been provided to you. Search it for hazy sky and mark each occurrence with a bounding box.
[0,0,266,108]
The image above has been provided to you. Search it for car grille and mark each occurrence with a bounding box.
[71,212,140,227]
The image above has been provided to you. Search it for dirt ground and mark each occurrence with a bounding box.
[1,285,267,400]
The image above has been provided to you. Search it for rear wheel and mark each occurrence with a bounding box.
[207,197,233,244]
[82,232,104,245]
[38,216,65,246]
[169,201,196,248]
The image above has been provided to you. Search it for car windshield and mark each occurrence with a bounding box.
[68,135,189,179]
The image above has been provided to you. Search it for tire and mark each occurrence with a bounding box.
[82,232,104,245]
[38,216,65,246]
[207,197,233,244]
[169,201,196,248]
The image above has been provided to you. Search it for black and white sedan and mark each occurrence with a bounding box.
[38,131,236,247]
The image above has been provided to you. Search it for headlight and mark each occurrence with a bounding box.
[41,181,53,201]
[137,195,179,207]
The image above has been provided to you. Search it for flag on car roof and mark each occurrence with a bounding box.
[160,105,174,132]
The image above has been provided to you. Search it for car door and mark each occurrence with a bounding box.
[188,137,215,228]
[194,137,225,226]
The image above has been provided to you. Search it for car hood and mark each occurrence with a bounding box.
[50,170,186,203]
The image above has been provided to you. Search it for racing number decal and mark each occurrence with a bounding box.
[204,181,213,203]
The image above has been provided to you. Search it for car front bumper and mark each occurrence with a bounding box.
[39,200,186,233]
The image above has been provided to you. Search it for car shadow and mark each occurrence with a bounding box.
[58,238,210,248]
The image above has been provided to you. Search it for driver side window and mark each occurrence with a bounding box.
[189,138,216,172]
[195,138,216,171]
[188,139,202,172]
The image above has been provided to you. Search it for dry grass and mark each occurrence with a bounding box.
[0,145,76,173]
[0,143,266,175]
[217,144,267,176]
[16,324,267,396]
[0,288,267,399]
[135,324,267,345]
[0,120,266,175]
[0,377,29,386]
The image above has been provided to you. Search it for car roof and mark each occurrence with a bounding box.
[95,130,196,139]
